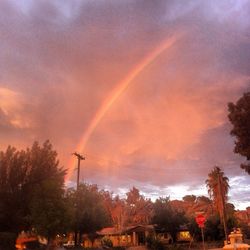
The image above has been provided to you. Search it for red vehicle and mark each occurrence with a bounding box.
[15,232,47,250]
[16,236,38,250]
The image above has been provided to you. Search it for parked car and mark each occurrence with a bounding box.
[63,241,75,248]
[16,238,46,250]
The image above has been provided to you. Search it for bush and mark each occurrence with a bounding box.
[0,232,16,250]
[112,247,125,250]
[25,240,46,250]
[240,223,250,239]
[101,237,113,248]
[146,235,164,250]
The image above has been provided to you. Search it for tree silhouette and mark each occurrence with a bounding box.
[206,167,229,218]
[206,166,229,240]
[0,141,67,249]
[228,92,250,174]
[125,187,153,225]
[151,197,187,242]
[66,183,111,243]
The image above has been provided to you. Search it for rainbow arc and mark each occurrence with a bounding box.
[66,33,183,181]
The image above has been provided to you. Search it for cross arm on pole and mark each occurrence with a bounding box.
[72,152,85,160]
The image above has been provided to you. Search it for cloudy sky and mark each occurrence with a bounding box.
[1,0,250,209]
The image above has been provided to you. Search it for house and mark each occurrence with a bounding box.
[82,225,154,247]
[81,224,192,247]
[154,225,192,244]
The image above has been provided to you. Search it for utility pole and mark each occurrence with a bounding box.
[73,152,85,190]
[72,152,85,247]
[201,227,205,250]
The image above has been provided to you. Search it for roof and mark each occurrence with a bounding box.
[97,225,154,236]
[97,227,123,235]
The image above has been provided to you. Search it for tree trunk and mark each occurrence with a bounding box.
[46,237,56,250]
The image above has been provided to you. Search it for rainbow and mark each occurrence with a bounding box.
[66,33,182,181]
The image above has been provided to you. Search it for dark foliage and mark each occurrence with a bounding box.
[228,92,250,174]
[146,234,165,250]
[0,141,67,244]
[151,197,188,242]
[65,183,111,242]
[0,232,16,250]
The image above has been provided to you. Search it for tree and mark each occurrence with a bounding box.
[0,141,68,249]
[196,196,212,204]
[151,197,187,242]
[225,203,237,234]
[30,179,68,240]
[228,92,250,174]
[0,146,29,233]
[105,194,127,229]
[204,214,223,241]
[126,187,141,205]
[206,167,229,217]
[194,196,213,218]
[182,195,196,203]
[24,141,67,245]
[66,183,111,245]
[125,187,153,226]
[206,166,229,240]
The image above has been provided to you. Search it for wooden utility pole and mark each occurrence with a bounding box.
[73,152,85,189]
[201,227,205,250]
[72,152,85,247]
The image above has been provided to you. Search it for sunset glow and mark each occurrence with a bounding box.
[66,34,182,181]
[1,0,250,210]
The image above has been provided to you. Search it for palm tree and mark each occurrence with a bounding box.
[206,166,230,241]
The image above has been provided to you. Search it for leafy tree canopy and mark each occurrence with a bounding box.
[0,141,67,240]
[182,195,197,203]
[126,187,141,206]
[66,183,111,235]
[151,197,187,242]
[228,92,250,174]
[125,187,153,226]
[196,195,212,204]
[0,146,29,232]
[206,166,230,240]
[206,166,229,217]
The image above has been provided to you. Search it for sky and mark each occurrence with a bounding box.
[0,0,250,210]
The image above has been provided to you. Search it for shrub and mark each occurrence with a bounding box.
[101,237,113,248]
[0,232,16,250]
[146,234,164,250]
[240,224,250,239]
